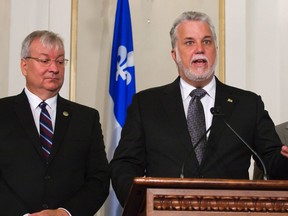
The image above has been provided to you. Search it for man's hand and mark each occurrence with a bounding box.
[29,209,69,216]
[281,145,288,158]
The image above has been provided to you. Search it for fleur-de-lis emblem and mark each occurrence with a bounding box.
[116,45,134,85]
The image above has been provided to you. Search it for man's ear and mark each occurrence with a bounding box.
[20,59,28,76]
[171,49,177,62]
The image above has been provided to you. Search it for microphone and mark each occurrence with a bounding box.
[210,107,269,180]
[180,124,212,178]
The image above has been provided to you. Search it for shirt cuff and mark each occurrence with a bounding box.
[23,208,71,216]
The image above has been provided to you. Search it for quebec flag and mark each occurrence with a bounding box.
[109,0,135,127]
[105,0,135,215]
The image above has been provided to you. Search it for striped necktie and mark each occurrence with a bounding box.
[39,101,53,159]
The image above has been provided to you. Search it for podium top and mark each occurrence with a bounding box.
[133,177,288,190]
[123,177,288,216]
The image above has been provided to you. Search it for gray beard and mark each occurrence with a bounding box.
[176,56,216,82]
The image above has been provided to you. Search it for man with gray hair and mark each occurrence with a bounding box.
[110,11,288,207]
[0,30,110,216]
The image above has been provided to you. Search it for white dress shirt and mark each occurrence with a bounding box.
[180,76,216,134]
[24,87,57,133]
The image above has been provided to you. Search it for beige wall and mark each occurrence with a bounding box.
[0,0,10,97]
[225,0,288,125]
[2,0,71,99]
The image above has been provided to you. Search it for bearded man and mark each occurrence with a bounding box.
[110,11,288,207]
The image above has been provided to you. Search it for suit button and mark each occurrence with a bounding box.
[44,175,52,180]
[42,203,49,209]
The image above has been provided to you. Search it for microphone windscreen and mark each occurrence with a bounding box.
[210,106,222,115]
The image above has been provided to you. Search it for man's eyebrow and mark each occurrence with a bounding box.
[183,37,195,40]
[183,36,213,41]
[203,36,213,39]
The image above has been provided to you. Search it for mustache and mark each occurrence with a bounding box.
[191,54,209,64]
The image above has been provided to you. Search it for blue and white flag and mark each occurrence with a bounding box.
[109,0,135,127]
[105,0,135,215]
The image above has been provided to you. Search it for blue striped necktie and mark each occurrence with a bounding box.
[39,101,53,159]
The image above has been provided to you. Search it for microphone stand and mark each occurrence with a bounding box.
[211,107,269,180]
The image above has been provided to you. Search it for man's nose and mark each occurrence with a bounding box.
[195,43,204,54]
[48,61,60,72]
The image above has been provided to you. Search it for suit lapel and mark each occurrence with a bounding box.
[155,76,243,170]
[160,77,240,166]
[14,91,44,158]
[49,96,71,161]
[207,78,238,148]
[161,78,192,151]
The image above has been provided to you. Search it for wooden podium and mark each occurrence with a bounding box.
[123,177,288,216]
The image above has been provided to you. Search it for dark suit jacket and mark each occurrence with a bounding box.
[253,121,288,179]
[110,76,288,206]
[0,91,110,216]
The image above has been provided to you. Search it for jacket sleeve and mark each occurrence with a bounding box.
[0,178,29,215]
[110,94,147,207]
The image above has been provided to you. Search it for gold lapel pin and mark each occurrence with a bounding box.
[227,98,233,103]
[63,111,69,117]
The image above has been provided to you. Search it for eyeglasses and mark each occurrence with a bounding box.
[25,56,69,67]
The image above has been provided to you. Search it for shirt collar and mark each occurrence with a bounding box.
[180,76,216,100]
[24,87,57,111]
